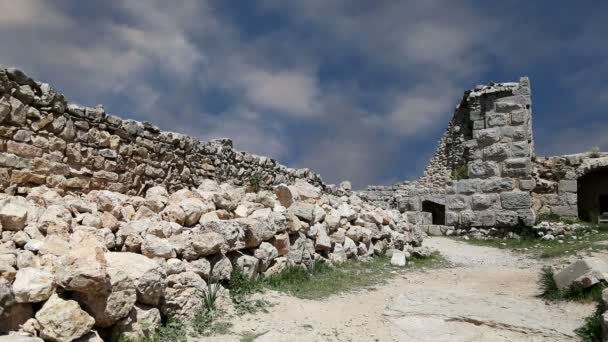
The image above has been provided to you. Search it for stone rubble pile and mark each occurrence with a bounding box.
[532,221,590,240]
[0,179,423,341]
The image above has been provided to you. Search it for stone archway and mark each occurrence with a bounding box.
[577,159,608,222]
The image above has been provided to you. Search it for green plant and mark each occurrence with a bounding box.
[575,301,606,342]
[539,266,606,303]
[248,172,264,192]
[241,331,268,342]
[589,146,601,158]
[451,164,469,180]
[227,270,269,314]
[132,320,187,342]
[201,280,220,313]
[535,213,562,224]
[191,308,232,336]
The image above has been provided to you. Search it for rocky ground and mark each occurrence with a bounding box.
[206,238,595,342]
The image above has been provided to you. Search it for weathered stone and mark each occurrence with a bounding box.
[500,191,532,210]
[390,250,407,267]
[57,238,109,294]
[182,231,224,260]
[274,184,295,208]
[112,304,161,341]
[12,267,55,303]
[0,197,28,231]
[36,294,95,342]
[289,202,315,222]
[105,252,165,306]
[141,235,176,259]
[74,266,136,328]
[554,257,608,290]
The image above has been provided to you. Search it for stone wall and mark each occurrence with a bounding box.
[0,67,327,197]
[532,153,608,221]
[361,77,538,234]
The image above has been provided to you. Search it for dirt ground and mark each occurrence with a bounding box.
[204,238,595,342]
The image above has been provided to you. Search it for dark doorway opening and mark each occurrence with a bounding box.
[422,200,446,225]
[600,195,608,216]
[578,168,608,222]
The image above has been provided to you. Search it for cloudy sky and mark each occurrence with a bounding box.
[1,1,607,188]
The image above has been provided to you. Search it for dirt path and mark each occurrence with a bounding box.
[206,238,594,342]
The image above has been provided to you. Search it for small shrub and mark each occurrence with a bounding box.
[191,308,232,336]
[248,172,264,192]
[539,266,606,302]
[227,270,269,315]
[589,146,601,158]
[539,266,562,301]
[451,164,469,180]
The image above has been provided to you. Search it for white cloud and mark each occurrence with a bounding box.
[239,69,320,116]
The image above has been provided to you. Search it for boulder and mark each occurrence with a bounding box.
[12,267,55,303]
[35,294,95,342]
[112,304,161,341]
[554,257,608,290]
[161,271,205,319]
[179,198,213,226]
[274,184,295,208]
[390,250,407,267]
[293,180,321,200]
[235,254,260,280]
[0,197,28,231]
[210,254,233,281]
[74,266,136,327]
[105,252,166,306]
[289,202,315,222]
[182,231,225,260]
[141,235,176,259]
[254,242,278,271]
[57,238,109,294]
[187,258,211,280]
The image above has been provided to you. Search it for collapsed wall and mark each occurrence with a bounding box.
[0,67,424,340]
[0,67,326,196]
[362,77,537,236]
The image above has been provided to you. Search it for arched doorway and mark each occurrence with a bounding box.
[578,167,608,222]
[422,200,446,225]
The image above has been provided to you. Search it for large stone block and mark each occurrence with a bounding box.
[511,141,530,158]
[500,191,532,210]
[473,128,500,147]
[558,179,577,193]
[445,211,459,226]
[495,102,523,113]
[553,258,608,290]
[551,205,578,217]
[495,210,518,227]
[471,194,498,210]
[446,195,469,211]
[479,210,497,227]
[455,179,480,195]
[459,210,480,227]
[510,110,528,125]
[481,177,515,193]
[517,209,535,227]
[486,113,509,127]
[468,161,499,179]
[483,143,511,161]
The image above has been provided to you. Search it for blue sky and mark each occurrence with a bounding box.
[1,1,607,189]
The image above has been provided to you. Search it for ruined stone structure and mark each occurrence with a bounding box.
[363,77,608,234]
[0,67,326,197]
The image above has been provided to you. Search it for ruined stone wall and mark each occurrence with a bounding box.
[0,67,326,196]
[362,77,538,234]
[532,153,608,221]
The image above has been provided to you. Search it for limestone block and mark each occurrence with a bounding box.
[486,113,509,127]
[483,143,511,161]
[479,210,497,227]
[471,193,498,210]
[511,110,527,125]
[558,179,577,193]
[553,258,608,290]
[455,179,480,194]
[551,205,578,217]
[495,102,523,113]
[468,161,499,179]
[511,141,530,158]
[473,128,500,147]
[517,209,535,227]
[500,191,532,210]
[459,210,479,227]
[519,179,536,191]
[495,210,518,227]
[446,195,469,211]
[445,211,459,226]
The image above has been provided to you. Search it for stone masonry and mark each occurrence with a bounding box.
[362,77,538,235]
[0,67,329,196]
